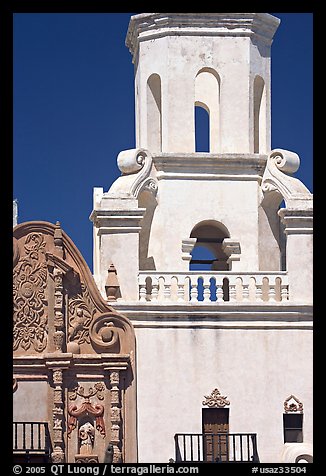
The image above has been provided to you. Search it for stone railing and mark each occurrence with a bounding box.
[138,271,289,303]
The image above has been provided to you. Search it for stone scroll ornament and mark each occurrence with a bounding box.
[68,284,120,352]
[13,233,48,352]
[202,388,230,408]
[107,148,158,198]
[261,148,312,207]
[67,383,106,439]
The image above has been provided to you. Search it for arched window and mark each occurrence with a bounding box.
[194,68,220,153]
[147,73,162,152]
[189,220,230,271]
[253,75,266,153]
[195,105,210,152]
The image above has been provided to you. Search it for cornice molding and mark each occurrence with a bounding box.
[126,13,280,61]
[278,208,313,235]
[90,208,146,233]
[152,152,267,178]
[112,302,313,330]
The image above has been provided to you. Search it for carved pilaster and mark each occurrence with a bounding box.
[51,368,65,463]
[109,370,122,463]
[53,268,65,352]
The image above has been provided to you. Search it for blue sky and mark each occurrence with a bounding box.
[13,13,313,272]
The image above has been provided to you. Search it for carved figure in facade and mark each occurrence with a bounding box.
[79,422,95,455]
[69,308,89,341]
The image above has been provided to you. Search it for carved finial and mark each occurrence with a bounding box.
[54,221,64,258]
[202,388,230,408]
[105,264,120,302]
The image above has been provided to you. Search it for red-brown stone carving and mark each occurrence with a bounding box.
[68,284,95,345]
[68,383,106,438]
[13,232,48,352]
[13,221,137,462]
[202,388,230,408]
[284,395,303,413]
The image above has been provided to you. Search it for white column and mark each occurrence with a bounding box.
[91,206,146,301]
[279,208,313,303]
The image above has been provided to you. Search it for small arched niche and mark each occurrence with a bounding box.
[194,68,220,153]
[147,73,162,152]
[190,220,230,271]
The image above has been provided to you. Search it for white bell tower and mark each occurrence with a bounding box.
[90,13,313,464]
[127,13,279,155]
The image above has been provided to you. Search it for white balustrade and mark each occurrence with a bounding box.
[138,272,289,303]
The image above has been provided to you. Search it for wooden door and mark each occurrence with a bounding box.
[202,408,229,462]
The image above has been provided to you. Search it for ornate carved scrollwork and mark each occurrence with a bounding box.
[284,395,303,413]
[13,233,48,352]
[90,315,120,350]
[68,282,121,351]
[202,388,230,408]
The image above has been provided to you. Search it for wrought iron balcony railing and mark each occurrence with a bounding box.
[13,422,52,463]
[174,432,260,463]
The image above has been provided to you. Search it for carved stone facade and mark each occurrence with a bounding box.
[13,233,48,353]
[13,221,137,463]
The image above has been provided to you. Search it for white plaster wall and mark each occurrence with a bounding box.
[13,381,49,421]
[136,35,268,154]
[286,233,313,302]
[258,202,282,271]
[100,233,140,300]
[147,179,260,271]
[134,326,312,463]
